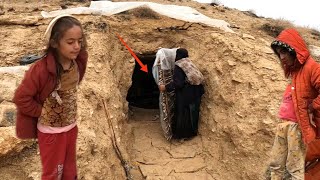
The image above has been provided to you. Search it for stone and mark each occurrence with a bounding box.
[0,101,17,127]
[242,33,255,40]
[170,158,206,173]
[168,146,197,159]
[139,164,172,177]
[227,60,237,66]
[310,45,320,57]
[0,66,28,102]
[129,58,135,63]
[262,46,274,54]
[0,126,34,157]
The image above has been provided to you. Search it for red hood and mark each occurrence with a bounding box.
[276,28,310,64]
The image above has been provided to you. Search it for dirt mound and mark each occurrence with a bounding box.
[1,0,320,180]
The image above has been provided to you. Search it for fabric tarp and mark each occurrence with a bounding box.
[41,1,234,33]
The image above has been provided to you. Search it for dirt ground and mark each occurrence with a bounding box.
[1,0,320,180]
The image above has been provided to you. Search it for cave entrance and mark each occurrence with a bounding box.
[126,53,159,109]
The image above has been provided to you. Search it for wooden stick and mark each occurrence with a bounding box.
[102,99,133,180]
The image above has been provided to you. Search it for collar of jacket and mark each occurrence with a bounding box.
[45,51,57,75]
[44,50,87,76]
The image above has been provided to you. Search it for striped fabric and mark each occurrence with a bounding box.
[157,61,175,140]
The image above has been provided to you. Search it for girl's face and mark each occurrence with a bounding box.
[56,25,83,61]
[276,47,295,68]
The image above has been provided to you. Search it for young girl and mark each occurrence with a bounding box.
[13,14,88,179]
[267,28,320,180]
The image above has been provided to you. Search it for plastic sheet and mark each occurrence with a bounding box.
[41,1,234,33]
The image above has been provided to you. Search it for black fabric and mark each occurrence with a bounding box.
[126,54,159,109]
[175,48,189,61]
[165,66,185,92]
[166,65,204,139]
[19,54,43,65]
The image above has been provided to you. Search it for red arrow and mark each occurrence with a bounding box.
[116,34,148,73]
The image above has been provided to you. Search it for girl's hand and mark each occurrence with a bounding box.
[308,102,316,127]
[159,85,166,92]
[308,103,315,114]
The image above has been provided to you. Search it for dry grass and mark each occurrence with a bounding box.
[118,7,160,20]
[243,9,259,18]
[131,7,160,19]
[259,19,320,48]
[260,19,294,37]
[210,0,221,7]
[310,29,320,40]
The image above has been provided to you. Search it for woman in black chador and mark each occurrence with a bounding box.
[159,48,204,139]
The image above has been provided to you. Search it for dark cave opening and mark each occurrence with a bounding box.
[126,53,159,109]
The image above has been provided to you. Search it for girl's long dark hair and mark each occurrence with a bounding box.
[45,16,87,82]
[274,47,302,78]
[271,42,302,78]
[281,56,302,78]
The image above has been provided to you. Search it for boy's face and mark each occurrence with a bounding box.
[56,25,83,61]
[276,47,295,68]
